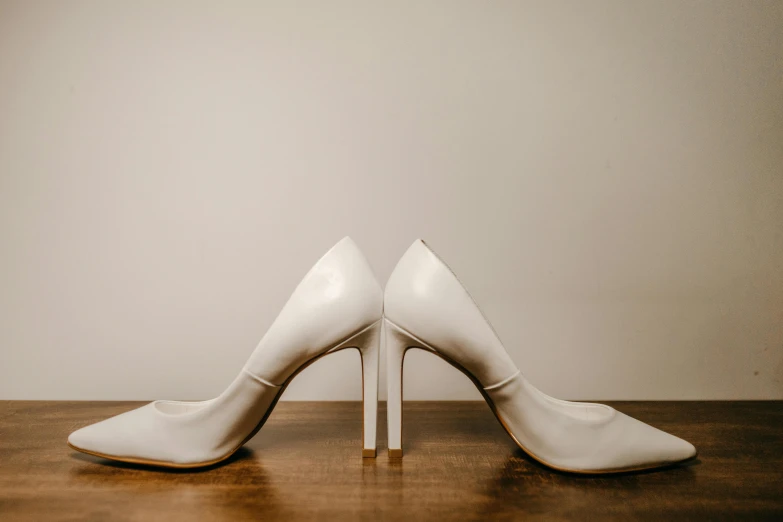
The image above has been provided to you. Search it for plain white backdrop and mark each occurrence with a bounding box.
[1,1,781,401]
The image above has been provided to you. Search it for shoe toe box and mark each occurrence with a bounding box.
[605,412,697,471]
[67,404,158,461]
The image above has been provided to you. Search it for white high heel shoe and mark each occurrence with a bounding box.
[384,239,697,473]
[68,237,383,467]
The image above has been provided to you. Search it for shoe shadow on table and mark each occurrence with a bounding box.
[67,447,297,519]
[468,449,700,519]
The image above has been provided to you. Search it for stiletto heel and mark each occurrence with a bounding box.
[331,319,382,457]
[384,239,697,473]
[359,323,381,458]
[385,318,439,458]
[68,237,383,468]
[385,318,414,458]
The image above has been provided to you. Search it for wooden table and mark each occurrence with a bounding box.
[0,401,781,520]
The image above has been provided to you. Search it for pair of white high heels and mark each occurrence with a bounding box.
[68,237,696,473]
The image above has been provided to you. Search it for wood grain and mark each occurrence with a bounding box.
[0,401,781,521]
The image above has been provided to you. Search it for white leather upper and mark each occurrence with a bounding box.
[244,237,383,384]
[384,239,696,472]
[68,237,383,465]
[385,240,519,387]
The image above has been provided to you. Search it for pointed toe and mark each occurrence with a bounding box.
[67,419,118,456]
[68,420,115,454]
[67,426,92,451]
[644,427,697,466]
[669,435,697,463]
[613,414,698,471]
[686,441,697,459]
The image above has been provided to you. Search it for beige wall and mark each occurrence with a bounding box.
[1,1,781,400]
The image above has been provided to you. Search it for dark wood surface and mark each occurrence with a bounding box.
[0,401,781,521]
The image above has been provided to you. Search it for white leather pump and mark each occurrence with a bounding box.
[68,237,383,467]
[384,239,697,473]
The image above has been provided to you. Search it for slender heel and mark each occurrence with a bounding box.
[334,320,382,457]
[385,318,421,458]
[360,323,380,458]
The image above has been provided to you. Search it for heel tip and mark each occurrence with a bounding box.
[362,449,377,458]
[388,449,403,458]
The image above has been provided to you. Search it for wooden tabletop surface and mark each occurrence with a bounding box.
[0,400,781,521]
